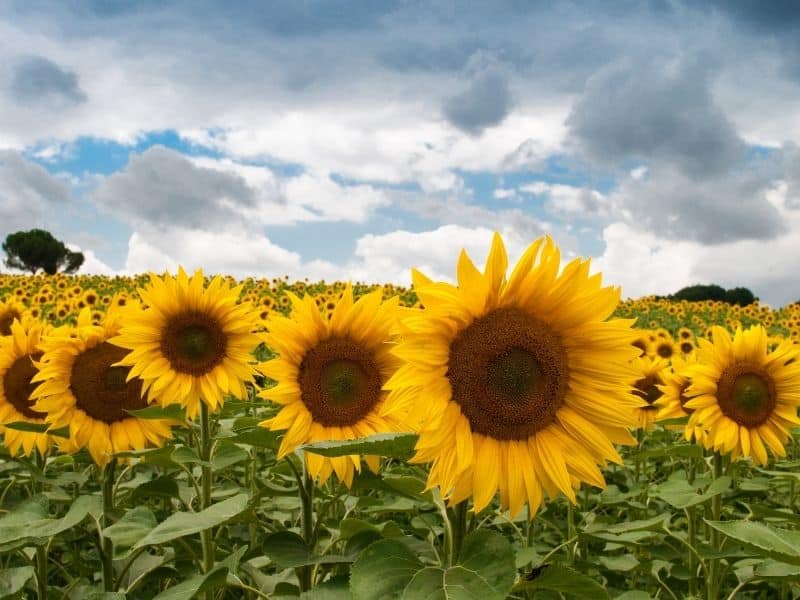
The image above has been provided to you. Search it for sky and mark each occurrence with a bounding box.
[1,1,800,305]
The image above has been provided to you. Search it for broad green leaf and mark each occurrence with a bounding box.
[151,565,229,600]
[514,564,609,599]
[263,531,352,568]
[299,578,351,599]
[126,404,186,421]
[652,476,731,509]
[350,539,423,600]
[134,493,249,549]
[212,443,249,471]
[586,514,669,535]
[754,559,800,579]
[103,507,157,557]
[339,518,404,540]
[170,445,207,467]
[229,422,281,449]
[303,433,418,460]
[130,476,180,502]
[0,495,101,550]
[705,520,800,565]
[112,446,180,469]
[3,422,69,438]
[456,529,516,595]
[0,566,34,597]
[639,443,701,459]
[598,554,639,572]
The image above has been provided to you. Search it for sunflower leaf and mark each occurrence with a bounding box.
[0,566,35,597]
[262,531,352,568]
[513,563,609,599]
[125,404,186,421]
[151,565,229,600]
[103,507,158,558]
[3,421,70,438]
[705,520,800,565]
[302,433,418,459]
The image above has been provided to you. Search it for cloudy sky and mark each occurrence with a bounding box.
[2,1,800,305]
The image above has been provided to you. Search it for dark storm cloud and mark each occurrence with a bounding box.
[10,56,87,106]
[442,68,513,135]
[92,146,262,230]
[567,56,747,179]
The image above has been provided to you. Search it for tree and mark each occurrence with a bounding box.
[670,283,757,306]
[2,229,84,275]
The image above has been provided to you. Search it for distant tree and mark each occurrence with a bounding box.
[670,284,757,306]
[2,229,84,275]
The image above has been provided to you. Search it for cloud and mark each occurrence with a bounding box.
[519,181,609,217]
[567,55,747,179]
[9,55,87,106]
[0,150,73,235]
[442,66,513,135]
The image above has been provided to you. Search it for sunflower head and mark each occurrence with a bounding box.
[112,268,262,418]
[0,300,28,337]
[684,325,800,465]
[0,319,52,457]
[258,283,408,487]
[31,308,174,467]
[386,233,641,518]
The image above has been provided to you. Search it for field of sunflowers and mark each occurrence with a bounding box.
[0,234,799,599]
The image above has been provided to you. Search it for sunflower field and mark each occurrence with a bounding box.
[0,234,799,600]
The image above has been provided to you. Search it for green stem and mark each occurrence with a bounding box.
[687,456,697,597]
[566,502,576,564]
[35,545,48,600]
[297,461,315,592]
[199,402,215,576]
[101,459,117,592]
[449,501,468,566]
[708,451,724,600]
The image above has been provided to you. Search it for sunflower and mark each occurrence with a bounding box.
[0,320,52,457]
[654,338,676,360]
[655,354,706,442]
[112,268,262,418]
[31,307,173,467]
[385,233,641,518]
[631,357,669,431]
[258,284,408,487]
[0,300,27,336]
[684,325,800,465]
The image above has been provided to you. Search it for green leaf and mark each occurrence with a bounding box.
[0,495,101,550]
[3,422,69,438]
[586,514,669,535]
[152,565,229,600]
[514,564,610,599]
[134,493,249,549]
[130,476,180,502]
[652,476,731,509]
[299,578,352,599]
[0,566,34,597]
[103,507,157,558]
[753,559,800,579]
[350,539,423,600]
[228,423,281,449]
[339,518,404,540]
[212,443,249,471]
[705,520,800,565]
[598,554,639,572]
[263,531,352,568]
[303,433,418,460]
[639,443,702,459]
[350,530,515,600]
[125,404,186,421]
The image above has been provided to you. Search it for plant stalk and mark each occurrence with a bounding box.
[199,401,215,577]
[101,458,117,592]
[298,461,315,592]
[707,451,724,600]
[449,501,468,566]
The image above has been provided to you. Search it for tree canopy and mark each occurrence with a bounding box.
[2,229,84,275]
[669,284,757,306]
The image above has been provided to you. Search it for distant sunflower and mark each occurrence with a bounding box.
[31,308,173,466]
[654,338,676,360]
[259,284,407,487]
[655,354,706,442]
[0,300,26,336]
[386,234,641,518]
[0,320,52,457]
[112,268,262,418]
[684,325,800,465]
[631,357,668,431]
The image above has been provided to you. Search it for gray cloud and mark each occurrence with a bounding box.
[442,68,513,135]
[781,142,800,208]
[10,56,87,106]
[610,164,785,244]
[567,55,746,179]
[92,146,262,230]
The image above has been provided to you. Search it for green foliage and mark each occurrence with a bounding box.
[2,228,84,274]
[670,283,757,306]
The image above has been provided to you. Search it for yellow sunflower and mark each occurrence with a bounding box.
[0,300,27,336]
[112,268,262,418]
[654,353,706,442]
[31,307,173,467]
[385,233,641,518]
[631,356,669,431]
[0,320,52,457]
[684,325,800,465]
[259,284,408,487]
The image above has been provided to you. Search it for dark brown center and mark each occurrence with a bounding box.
[70,342,149,423]
[632,340,648,357]
[160,312,227,375]
[298,337,382,426]
[447,308,570,440]
[2,353,46,419]
[717,363,776,427]
[680,342,694,354]
[634,374,663,410]
[0,309,21,336]
[657,343,673,359]
[677,380,695,415]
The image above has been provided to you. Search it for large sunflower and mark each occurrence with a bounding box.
[385,233,641,518]
[684,325,800,465]
[31,307,173,466]
[655,353,706,442]
[112,268,262,418]
[259,284,408,487]
[0,319,52,457]
[0,300,27,336]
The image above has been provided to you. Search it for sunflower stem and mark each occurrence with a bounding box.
[34,449,48,600]
[448,501,468,565]
[101,458,117,592]
[686,456,698,597]
[297,459,315,592]
[199,402,215,579]
[566,501,576,564]
[707,451,724,600]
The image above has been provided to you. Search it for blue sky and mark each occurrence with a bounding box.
[2,1,800,304]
